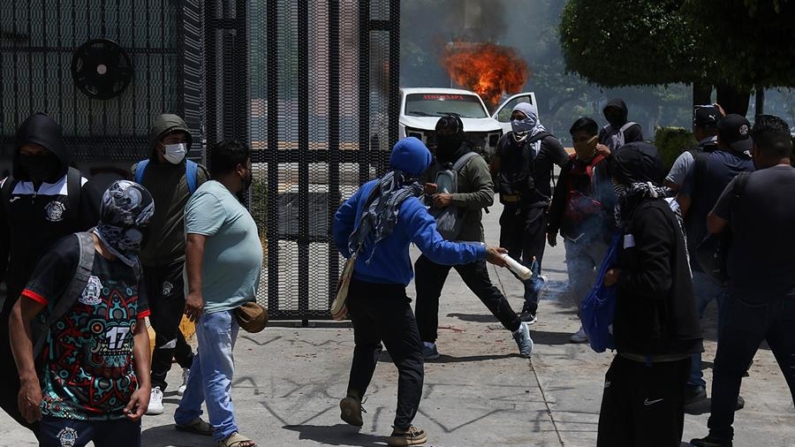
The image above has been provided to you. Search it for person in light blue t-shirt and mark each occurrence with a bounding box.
[175,141,261,447]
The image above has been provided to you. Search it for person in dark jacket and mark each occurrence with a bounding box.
[332,137,515,447]
[490,103,569,323]
[0,113,100,431]
[415,115,533,361]
[596,142,703,447]
[547,117,616,343]
[598,98,644,152]
[132,114,210,415]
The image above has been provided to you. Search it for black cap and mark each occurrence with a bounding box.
[717,114,753,153]
[693,105,720,128]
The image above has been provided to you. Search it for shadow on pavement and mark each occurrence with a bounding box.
[426,353,523,363]
[447,312,503,323]
[142,424,208,447]
[283,424,384,446]
[529,330,578,346]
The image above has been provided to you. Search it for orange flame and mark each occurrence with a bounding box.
[441,42,529,110]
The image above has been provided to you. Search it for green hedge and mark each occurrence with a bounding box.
[654,127,696,171]
[250,178,267,238]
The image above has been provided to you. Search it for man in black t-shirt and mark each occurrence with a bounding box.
[691,115,795,447]
[8,181,155,447]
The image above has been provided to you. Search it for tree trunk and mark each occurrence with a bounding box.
[716,83,751,116]
[693,81,712,106]
[755,87,765,116]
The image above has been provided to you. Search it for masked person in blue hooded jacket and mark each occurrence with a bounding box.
[332,137,518,447]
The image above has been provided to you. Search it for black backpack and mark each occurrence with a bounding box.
[496,131,551,205]
[694,172,750,285]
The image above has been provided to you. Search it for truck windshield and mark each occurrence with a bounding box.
[404,93,488,119]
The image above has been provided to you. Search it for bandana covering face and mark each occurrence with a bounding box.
[93,180,155,267]
[348,170,423,263]
[612,181,673,228]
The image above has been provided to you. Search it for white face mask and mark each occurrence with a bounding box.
[163,143,187,164]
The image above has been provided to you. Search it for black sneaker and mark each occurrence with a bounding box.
[519,309,537,324]
[690,434,732,447]
[386,425,427,446]
[684,385,707,406]
[339,396,365,427]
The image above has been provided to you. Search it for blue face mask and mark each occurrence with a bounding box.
[511,118,534,134]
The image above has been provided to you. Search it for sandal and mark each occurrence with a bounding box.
[175,417,213,436]
[217,432,256,447]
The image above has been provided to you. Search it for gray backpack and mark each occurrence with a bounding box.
[32,232,141,360]
[429,151,479,240]
[603,121,637,151]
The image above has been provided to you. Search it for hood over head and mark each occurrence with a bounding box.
[610,141,665,187]
[390,137,432,177]
[148,114,193,158]
[13,113,69,182]
[603,98,629,128]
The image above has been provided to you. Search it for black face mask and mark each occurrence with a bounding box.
[435,133,463,162]
[19,153,60,182]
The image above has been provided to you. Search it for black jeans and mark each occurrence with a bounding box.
[346,278,424,430]
[597,355,691,447]
[707,294,795,441]
[39,416,140,447]
[414,255,522,344]
[144,262,194,391]
[499,206,547,314]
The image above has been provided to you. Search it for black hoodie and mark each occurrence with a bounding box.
[611,143,703,358]
[0,113,99,316]
[598,98,644,148]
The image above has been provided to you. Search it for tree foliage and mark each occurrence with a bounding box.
[560,0,795,92]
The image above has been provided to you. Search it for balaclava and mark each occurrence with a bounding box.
[93,180,155,267]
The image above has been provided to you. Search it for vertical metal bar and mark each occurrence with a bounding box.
[101,0,108,137]
[71,0,78,136]
[86,0,94,139]
[357,0,370,185]
[117,0,122,135]
[41,0,48,112]
[266,0,280,315]
[387,0,400,170]
[204,0,217,148]
[234,0,249,143]
[131,0,138,134]
[160,0,167,113]
[145,0,152,127]
[297,0,309,324]
[27,0,33,116]
[57,0,63,122]
[327,0,341,307]
[176,0,185,119]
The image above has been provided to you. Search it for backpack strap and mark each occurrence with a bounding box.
[619,122,636,133]
[186,160,199,194]
[66,167,82,225]
[692,150,709,192]
[452,151,479,172]
[33,231,96,358]
[133,159,149,184]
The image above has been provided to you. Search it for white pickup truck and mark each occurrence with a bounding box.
[398,87,538,159]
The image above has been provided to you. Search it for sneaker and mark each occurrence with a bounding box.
[519,308,537,324]
[569,327,589,343]
[512,322,533,358]
[386,425,427,446]
[177,368,190,396]
[339,396,365,427]
[146,386,165,415]
[422,342,440,360]
[690,434,732,447]
[684,385,708,406]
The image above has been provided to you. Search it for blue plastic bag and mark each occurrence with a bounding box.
[580,233,621,353]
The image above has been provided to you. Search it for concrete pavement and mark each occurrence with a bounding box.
[2,201,794,446]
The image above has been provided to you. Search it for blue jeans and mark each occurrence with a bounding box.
[564,238,610,317]
[688,271,729,387]
[175,310,239,442]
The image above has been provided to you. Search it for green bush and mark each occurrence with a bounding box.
[654,127,696,171]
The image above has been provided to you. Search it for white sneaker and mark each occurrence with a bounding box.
[146,386,165,415]
[569,327,589,344]
[177,368,190,396]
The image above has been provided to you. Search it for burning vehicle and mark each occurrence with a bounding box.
[398,88,537,160]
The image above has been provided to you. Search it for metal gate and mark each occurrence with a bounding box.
[1,0,400,322]
[245,0,401,322]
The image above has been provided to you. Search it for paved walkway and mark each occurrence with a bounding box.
[2,202,794,446]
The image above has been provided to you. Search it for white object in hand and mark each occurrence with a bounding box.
[501,254,532,280]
